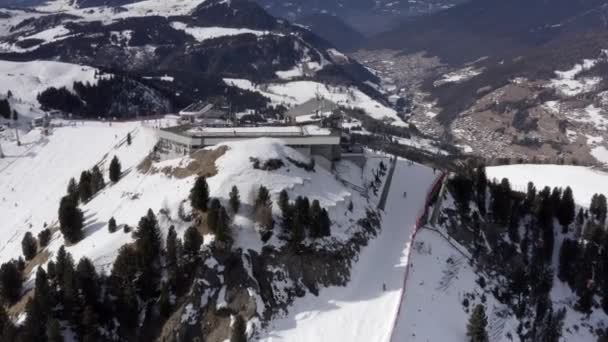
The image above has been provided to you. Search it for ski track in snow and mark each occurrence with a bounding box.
[258,160,436,342]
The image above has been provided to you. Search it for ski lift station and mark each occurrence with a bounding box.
[159,124,342,169]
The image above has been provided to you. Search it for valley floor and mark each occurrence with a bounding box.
[258,159,437,342]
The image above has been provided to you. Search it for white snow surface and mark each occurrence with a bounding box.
[487,164,608,208]
[548,57,603,96]
[0,121,157,268]
[394,228,518,341]
[224,79,405,126]
[170,22,274,42]
[259,160,437,342]
[0,60,106,106]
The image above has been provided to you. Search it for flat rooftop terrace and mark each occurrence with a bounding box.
[163,124,337,138]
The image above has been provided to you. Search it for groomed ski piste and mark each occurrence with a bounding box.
[259,159,438,341]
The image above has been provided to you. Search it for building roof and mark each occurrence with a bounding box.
[186,125,333,137]
[179,102,214,116]
[285,98,339,118]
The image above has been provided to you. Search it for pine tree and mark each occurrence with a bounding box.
[108,217,117,233]
[23,297,45,341]
[278,190,293,234]
[475,166,487,216]
[309,200,322,238]
[0,261,22,305]
[255,204,273,234]
[109,156,122,183]
[75,257,98,307]
[90,165,105,193]
[524,181,537,213]
[190,176,210,212]
[557,187,575,232]
[255,186,271,210]
[78,170,93,203]
[278,189,290,215]
[134,209,161,267]
[127,132,132,146]
[60,250,76,311]
[291,209,304,246]
[183,226,202,257]
[21,231,38,260]
[47,260,56,282]
[230,315,247,342]
[166,226,178,288]
[450,174,474,216]
[159,282,171,318]
[38,228,51,248]
[550,187,562,214]
[81,305,99,342]
[217,206,230,241]
[208,199,221,232]
[58,195,84,243]
[46,318,63,342]
[319,208,331,237]
[0,99,10,119]
[466,304,489,342]
[34,267,50,318]
[558,239,576,285]
[66,177,79,203]
[491,178,512,225]
[590,193,608,223]
[229,186,240,214]
[0,305,15,341]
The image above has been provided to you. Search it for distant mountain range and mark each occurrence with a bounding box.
[365,0,608,64]
[253,0,468,35]
[0,0,383,118]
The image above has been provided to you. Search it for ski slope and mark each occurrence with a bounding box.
[486,164,608,207]
[258,159,436,342]
[0,121,157,264]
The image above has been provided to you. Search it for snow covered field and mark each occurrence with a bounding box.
[224,79,405,126]
[259,159,437,341]
[486,164,608,207]
[0,60,107,106]
[170,22,276,42]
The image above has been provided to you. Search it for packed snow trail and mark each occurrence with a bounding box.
[0,122,156,263]
[259,159,436,342]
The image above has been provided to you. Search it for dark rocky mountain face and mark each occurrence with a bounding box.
[295,13,364,52]
[252,0,468,35]
[366,0,608,64]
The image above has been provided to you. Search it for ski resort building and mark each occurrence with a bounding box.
[285,98,339,123]
[178,102,228,126]
[159,125,342,169]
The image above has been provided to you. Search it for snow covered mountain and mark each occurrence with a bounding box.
[0,0,387,120]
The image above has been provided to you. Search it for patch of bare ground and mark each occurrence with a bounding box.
[8,289,33,319]
[137,151,159,173]
[23,249,51,278]
[146,146,229,179]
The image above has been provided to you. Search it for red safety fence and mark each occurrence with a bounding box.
[389,171,447,342]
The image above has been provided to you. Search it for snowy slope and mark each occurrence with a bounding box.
[258,159,437,341]
[0,60,107,106]
[0,121,157,265]
[36,0,207,24]
[486,164,608,207]
[394,227,519,342]
[224,79,405,126]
